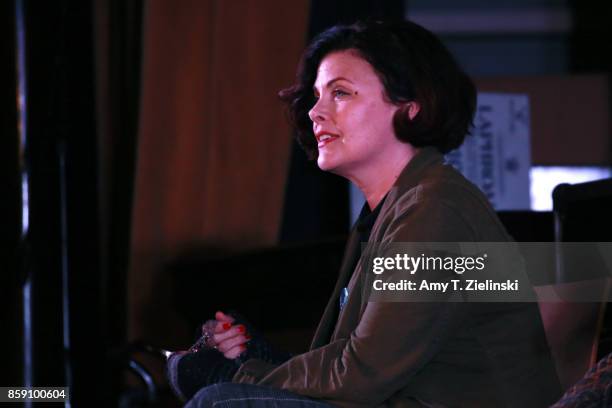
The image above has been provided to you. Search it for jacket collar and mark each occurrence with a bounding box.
[373,146,444,230]
[393,146,444,194]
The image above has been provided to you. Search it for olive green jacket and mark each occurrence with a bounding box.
[233,147,561,407]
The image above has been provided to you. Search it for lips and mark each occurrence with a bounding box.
[315,131,340,148]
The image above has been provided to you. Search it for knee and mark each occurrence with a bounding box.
[184,382,234,408]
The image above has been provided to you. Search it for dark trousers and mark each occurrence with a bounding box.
[184,383,335,408]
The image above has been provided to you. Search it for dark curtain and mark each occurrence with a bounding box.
[94,0,143,363]
[11,0,103,405]
[129,0,309,348]
[94,0,144,403]
[0,0,21,390]
[0,0,144,405]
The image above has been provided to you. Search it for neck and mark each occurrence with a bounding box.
[349,145,419,209]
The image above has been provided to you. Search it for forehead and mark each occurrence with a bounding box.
[314,50,381,88]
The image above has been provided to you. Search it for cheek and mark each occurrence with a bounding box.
[341,104,375,134]
[348,105,395,140]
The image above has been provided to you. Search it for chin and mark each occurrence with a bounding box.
[317,155,338,172]
[318,157,351,179]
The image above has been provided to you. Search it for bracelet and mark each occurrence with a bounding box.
[189,320,218,352]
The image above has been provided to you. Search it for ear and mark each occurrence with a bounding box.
[405,101,421,121]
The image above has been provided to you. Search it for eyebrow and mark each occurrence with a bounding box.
[313,76,354,92]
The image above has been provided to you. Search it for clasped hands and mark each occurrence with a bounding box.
[167,310,252,400]
[201,311,252,359]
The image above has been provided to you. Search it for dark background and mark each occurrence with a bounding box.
[1,0,610,407]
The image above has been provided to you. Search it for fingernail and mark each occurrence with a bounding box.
[241,344,247,351]
[245,334,252,340]
[222,323,232,330]
[237,325,246,333]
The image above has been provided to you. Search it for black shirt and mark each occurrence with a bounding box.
[339,197,386,311]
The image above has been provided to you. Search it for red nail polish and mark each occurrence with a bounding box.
[241,344,246,351]
[245,334,252,340]
[222,322,232,330]
[237,325,246,333]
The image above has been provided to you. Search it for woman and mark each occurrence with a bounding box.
[172,20,562,407]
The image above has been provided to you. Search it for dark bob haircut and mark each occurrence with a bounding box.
[279,20,476,159]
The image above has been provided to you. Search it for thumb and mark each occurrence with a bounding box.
[215,311,235,323]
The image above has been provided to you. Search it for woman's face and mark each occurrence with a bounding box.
[309,50,400,179]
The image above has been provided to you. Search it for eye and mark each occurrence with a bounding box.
[332,89,350,99]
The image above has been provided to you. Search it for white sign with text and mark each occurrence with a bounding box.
[445,93,531,210]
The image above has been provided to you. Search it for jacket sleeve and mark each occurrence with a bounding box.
[232,195,476,406]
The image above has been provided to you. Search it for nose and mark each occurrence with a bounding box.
[308,99,328,124]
